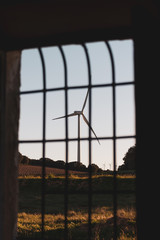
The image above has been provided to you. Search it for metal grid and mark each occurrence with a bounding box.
[18,41,136,240]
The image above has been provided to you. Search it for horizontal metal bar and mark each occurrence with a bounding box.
[93,81,135,87]
[44,190,136,195]
[19,81,135,95]
[17,238,43,240]
[18,135,136,144]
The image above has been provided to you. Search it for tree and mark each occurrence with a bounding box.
[18,152,23,164]
[118,145,136,171]
[68,161,87,171]
[89,163,102,174]
[55,160,65,169]
[18,153,30,165]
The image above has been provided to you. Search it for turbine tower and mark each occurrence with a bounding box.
[52,89,100,163]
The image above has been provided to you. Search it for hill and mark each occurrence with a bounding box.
[18,152,103,174]
[18,164,86,176]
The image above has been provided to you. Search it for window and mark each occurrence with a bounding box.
[18,40,136,240]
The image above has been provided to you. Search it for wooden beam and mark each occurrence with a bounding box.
[0,50,21,240]
[0,0,133,50]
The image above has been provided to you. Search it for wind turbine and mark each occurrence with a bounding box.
[52,89,100,163]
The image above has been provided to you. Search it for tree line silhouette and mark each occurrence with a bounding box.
[18,152,103,174]
[118,145,136,171]
[18,145,136,173]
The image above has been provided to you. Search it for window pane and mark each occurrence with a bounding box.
[116,85,135,136]
[110,40,134,83]
[19,94,42,140]
[21,49,42,91]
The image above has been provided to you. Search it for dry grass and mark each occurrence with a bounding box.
[18,208,136,239]
[18,174,136,239]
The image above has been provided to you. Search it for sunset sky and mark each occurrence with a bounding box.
[19,40,135,170]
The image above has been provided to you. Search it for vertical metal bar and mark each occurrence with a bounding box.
[77,114,81,163]
[58,46,69,240]
[0,51,6,240]
[38,48,46,239]
[105,41,117,240]
[82,43,92,240]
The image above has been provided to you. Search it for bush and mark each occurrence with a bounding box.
[89,163,102,174]
[18,152,23,164]
[68,162,87,172]
[55,160,65,169]
[18,152,30,165]
[118,145,136,171]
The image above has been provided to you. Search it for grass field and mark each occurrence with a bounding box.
[19,164,86,176]
[17,167,136,239]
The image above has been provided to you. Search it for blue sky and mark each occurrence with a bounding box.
[19,40,135,170]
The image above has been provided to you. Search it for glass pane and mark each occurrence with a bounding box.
[68,89,89,139]
[92,140,113,171]
[86,41,112,84]
[117,193,136,239]
[116,138,136,171]
[19,93,42,140]
[18,143,42,161]
[109,40,134,83]
[21,49,42,91]
[42,47,64,89]
[47,91,65,139]
[69,141,89,167]
[116,85,135,136]
[46,142,65,163]
[63,45,88,86]
[92,87,112,138]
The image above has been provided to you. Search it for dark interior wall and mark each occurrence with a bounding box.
[0,0,132,50]
[134,7,160,239]
[0,51,21,240]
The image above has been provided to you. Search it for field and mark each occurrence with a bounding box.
[19,164,86,176]
[17,165,136,239]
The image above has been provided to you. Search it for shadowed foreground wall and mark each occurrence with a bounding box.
[0,51,21,240]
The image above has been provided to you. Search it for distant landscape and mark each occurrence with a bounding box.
[18,152,106,176]
[17,146,136,239]
[18,145,136,176]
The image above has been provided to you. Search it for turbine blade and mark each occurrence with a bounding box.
[82,89,89,112]
[82,114,100,144]
[52,113,76,120]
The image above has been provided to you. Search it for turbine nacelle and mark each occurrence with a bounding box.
[74,111,82,115]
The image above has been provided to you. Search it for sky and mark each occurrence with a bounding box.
[19,40,135,170]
